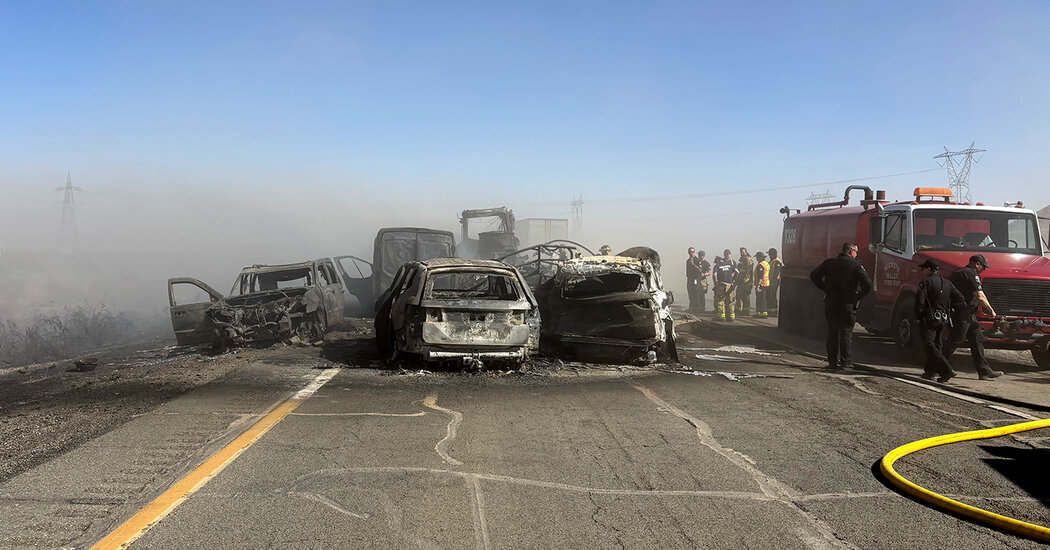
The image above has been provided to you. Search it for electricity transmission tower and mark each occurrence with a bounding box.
[570,195,584,241]
[805,190,834,205]
[934,142,984,203]
[57,172,82,254]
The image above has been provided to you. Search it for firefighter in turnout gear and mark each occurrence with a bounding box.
[734,247,754,316]
[766,248,783,316]
[599,244,612,256]
[753,251,770,317]
[713,250,739,321]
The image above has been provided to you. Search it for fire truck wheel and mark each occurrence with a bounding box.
[1032,346,1050,370]
[892,305,926,365]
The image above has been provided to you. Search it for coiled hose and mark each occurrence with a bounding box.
[879,418,1050,542]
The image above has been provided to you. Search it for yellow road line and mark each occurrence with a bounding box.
[91,368,340,550]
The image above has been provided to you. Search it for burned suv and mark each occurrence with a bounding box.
[537,255,677,363]
[168,259,345,347]
[374,258,539,367]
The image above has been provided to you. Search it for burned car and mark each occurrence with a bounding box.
[537,255,678,363]
[374,258,539,367]
[168,258,345,347]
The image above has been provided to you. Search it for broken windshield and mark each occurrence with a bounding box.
[913,210,1042,255]
[426,271,520,300]
[230,267,314,296]
[562,272,644,298]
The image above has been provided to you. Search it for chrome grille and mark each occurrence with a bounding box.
[982,279,1050,318]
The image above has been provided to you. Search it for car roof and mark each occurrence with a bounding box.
[418,257,513,269]
[238,259,327,274]
[569,255,644,266]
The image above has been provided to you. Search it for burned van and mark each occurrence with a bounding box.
[374,258,539,367]
[538,255,677,363]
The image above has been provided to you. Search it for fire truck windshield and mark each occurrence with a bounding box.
[913,209,1042,255]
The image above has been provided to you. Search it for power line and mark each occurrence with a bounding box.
[516,167,942,207]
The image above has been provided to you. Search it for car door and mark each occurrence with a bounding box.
[375,265,410,356]
[334,255,374,316]
[167,277,224,345]
[318,260,345,326]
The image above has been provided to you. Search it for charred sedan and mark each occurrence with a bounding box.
[168,258,344,347]
[375,258,539,367]
[538,255,677,363]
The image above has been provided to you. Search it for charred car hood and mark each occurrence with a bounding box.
[207,288,323,345]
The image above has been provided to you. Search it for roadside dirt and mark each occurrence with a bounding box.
[0,341,254,483]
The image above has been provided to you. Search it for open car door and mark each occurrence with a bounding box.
[168,277,224,345]
[334,255,374,316]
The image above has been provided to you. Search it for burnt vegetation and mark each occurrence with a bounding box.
[0,304,133,367]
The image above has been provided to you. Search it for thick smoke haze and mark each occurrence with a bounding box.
[4,167,1021,329]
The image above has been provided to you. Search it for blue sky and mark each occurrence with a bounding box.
[1,1,1049,302]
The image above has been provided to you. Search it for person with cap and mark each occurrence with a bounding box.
[686,247,703,314]
[735,247,755,316]
[713,250,739,321]
[599,244,612,256]
[943,254,1003,380]
[810,242,872,370]
[914,258,965,382]
[766,248,784,316]
[753,251,771,317]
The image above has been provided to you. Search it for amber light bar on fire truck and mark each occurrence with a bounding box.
[913,187,953,202]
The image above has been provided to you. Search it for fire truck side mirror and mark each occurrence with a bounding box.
[869,215,885,247]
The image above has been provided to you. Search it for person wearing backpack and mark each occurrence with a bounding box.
[914,258,965,383]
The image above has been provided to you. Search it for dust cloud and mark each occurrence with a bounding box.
[1,179,797,331]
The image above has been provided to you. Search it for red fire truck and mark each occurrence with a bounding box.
[779,185,1050,368]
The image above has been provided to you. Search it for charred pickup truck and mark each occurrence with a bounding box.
[168,258,345,347]
[374,258,539,367]
[537,255,678,363]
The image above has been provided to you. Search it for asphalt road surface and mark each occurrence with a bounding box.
[2,320,1048,549]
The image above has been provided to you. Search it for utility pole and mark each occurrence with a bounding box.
[934,142,984,203]
[570,195,584,241]
[57,172,82,254]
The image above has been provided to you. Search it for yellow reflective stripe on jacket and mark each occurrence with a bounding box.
[757,260,770,287]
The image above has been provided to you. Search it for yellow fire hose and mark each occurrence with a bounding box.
[879,417,1050,542]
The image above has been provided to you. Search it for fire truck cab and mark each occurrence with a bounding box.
[779,186,1050,368]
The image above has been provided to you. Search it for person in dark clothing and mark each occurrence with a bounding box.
[686,247,703,314]
[914,258,965,383]
[810,242,872,369]
[943,254,1003,380]
[697,251,711,313]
